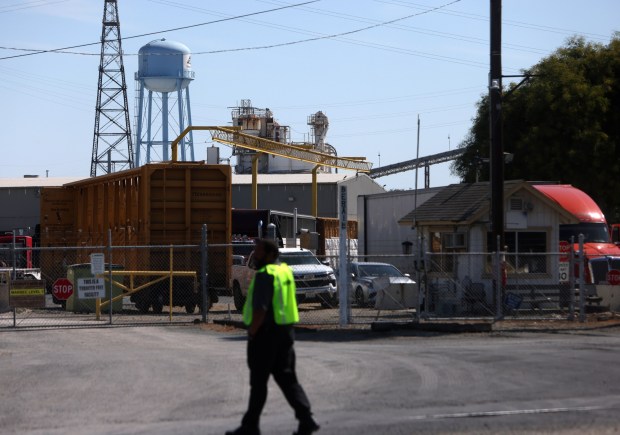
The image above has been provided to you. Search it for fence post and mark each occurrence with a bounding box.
[578,233,585,323]
[338,185,349,327]
[108,229,113,325]
[568,236,575,321]
[169,245,174,322]
[201,224,208,323]
[11,231,16,279]
[11,231,16,327]
[495,235,503,320]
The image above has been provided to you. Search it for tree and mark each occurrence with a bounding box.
[452,35,620,221]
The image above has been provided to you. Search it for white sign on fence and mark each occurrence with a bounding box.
[90,253,105,275]
[559,262,569,283]
[77,277,106,299]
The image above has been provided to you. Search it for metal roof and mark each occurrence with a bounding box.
[0,177,83,188]
[398,180,578,226]
[1,172,354,188]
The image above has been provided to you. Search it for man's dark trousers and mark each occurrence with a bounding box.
[241,325,312,428]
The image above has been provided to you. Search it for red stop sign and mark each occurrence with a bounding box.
[607,270,620,286]
[559,240,570,262]
[53,278,74,300]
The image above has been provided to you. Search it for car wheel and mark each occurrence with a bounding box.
[355,287,366,307]
[233,282,245,312]
[185,302,196,314]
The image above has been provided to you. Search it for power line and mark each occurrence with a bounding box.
[377,0,612,41]
[0,0,467,63]
[255,0,548,55]
[0,0,319,61]
[0,0,68,14]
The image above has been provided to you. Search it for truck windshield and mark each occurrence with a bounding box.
[358,264,403,278]
[559,223,611,244]
[280,252,321,266]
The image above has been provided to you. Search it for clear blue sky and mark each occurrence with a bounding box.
[0,0,618,189]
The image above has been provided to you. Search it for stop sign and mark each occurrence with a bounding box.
[559,240,570,262]
[607,270,620,286]
[53,278,74,300]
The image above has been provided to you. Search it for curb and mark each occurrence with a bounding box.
[371,321,493,333]
[212,319,318,334]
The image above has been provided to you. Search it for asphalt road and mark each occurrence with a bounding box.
[1,326,620,435]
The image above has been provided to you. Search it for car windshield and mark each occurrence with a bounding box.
[357,264,403,278]
[280,252,321,266]
[560,223,611,244]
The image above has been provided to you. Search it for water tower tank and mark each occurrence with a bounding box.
[138,39,194,93]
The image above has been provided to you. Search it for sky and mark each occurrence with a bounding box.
[0,0,618,190]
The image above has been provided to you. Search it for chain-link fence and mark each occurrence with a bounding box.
[1,235,615,329]
[0,244,209,328]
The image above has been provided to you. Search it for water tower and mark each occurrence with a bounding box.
[134,39,195,165]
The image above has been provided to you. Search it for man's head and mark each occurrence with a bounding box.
[252,239,280,269]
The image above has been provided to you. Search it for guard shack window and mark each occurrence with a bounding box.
[487,231,547,274]
[429,232,467,273]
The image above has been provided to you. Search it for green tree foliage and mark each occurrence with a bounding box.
[452,36,620,221]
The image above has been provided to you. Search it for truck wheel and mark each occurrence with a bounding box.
[185,303,196,314]
[320,293,338,308]
[135,300,149,314]
[152,295,164,314]
[233,282,245,312]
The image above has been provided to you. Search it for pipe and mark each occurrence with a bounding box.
[252,153,261,209]
[311,165,320,217]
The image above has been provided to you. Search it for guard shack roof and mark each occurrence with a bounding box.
[398,180,578,227]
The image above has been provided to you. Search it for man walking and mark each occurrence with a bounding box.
[227,239,320,435]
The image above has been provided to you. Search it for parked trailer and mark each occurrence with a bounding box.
[40,163,231,313]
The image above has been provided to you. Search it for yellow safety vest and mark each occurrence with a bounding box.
[243,263,299,326]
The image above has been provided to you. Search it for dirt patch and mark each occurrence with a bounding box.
[494,312,620,331]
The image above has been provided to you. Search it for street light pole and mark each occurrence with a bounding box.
[490,0,504,247]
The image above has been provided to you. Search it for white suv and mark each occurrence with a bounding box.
[231,248,337,310]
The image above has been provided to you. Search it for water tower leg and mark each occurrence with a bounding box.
[146,90,153,163]
[135,82,145,166]
[177,83,186,161]
[162,92,169,161]
[186,88,194,161]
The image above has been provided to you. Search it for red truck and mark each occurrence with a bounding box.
[534,184,620,283]
[0,234,41,280]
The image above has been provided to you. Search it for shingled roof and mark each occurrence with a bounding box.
[398,180,530,226]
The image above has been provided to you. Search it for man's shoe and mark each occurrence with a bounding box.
[293,419,320,435]
[225,426,260,435]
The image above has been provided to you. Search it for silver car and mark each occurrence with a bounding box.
[349,262,414,307]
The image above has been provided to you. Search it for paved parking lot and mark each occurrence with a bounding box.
[1,325,620,434]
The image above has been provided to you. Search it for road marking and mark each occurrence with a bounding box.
[407,406,602,421]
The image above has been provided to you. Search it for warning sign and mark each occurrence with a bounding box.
[9,280,46,309]
[77,278,106,299]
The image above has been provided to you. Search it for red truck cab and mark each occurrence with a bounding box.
[534,185,620,283]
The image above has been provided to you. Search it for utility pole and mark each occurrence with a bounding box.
[489,0,503,246]
[90,0,133,177]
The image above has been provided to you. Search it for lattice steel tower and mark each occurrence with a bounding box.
[90,0,133,177]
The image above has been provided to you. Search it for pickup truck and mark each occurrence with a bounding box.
[231,248,337,311]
